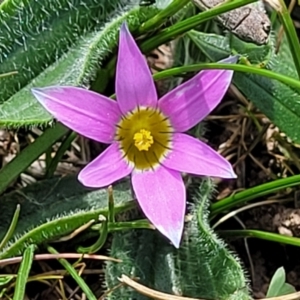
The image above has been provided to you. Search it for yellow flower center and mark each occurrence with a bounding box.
[133,129,154,151]
[115,107,173,170]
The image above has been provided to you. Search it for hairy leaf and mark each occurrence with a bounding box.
[0,0,128,102]
[0,176,133,258]
[0,2,160,127]
[106,179,249,299]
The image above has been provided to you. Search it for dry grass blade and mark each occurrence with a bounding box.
[119,275,300,300]
[119,275,205,300]
[0,253,121,267]
[261,291,300,300]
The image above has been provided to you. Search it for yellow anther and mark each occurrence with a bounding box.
[133,129,154,151]
[115,107,172,170]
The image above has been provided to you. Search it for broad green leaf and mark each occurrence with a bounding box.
[266,267,296,297]
[0,5,159,127]
[188,30,300,143]
[0,0,124,102]
[0,176,133,258]
[106,179,250,299]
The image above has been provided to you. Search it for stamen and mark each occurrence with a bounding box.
[133,129,154,151]
[115,107,173,170]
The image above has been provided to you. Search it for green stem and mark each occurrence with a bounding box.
[77,219,108,254]
[211,174,300,216]
[219,229,300,247]
[153,62,300,90]
[13,245,35,300]
[90,220,153,232]
[108,186,115,223]
[140,0,258,52]
[108,220,153,231]
[0,205,20,251]
[47,245,97,300]
[106,0,257,75]
[277,0,300,78]
[137,0,190,34]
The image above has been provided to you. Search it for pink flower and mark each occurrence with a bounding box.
[31,23,237,248]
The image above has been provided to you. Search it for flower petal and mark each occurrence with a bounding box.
[31,86,121,143]
[132,166,185,248]
[116,22,157,114]
[78,143,133,187]
[163,133,236,178]
[158,56,238,132]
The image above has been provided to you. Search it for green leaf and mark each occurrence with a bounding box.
[106,179,250,299]
[106,230,146,300]
[48,245,97,300]
[176,179,249,299]
[0,0,124,102]
[0,276,14,286]
[188,30,273,65]
[0,176,133,258]
[13,245,35,300]
[266,266,285,297]
[0,123,69,194]
[266,267,296,297]
[279,283,297,296]
[0,4,159,127]
[188,30,231,61]
[188,30,300,143]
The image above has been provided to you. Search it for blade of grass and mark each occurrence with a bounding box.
[0,123,69,195]
[211,174,300,216]
[77,216,108,254]
[13,245,35,300]
[106,0,258,74]
[140,0,258,52]
[219,229,300,247]
[45,131,77,178]
[47,245,97,300]
[276,0,300,78]
[137,0,190,34]
[0,205,20,251]
[153,62,300,90]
